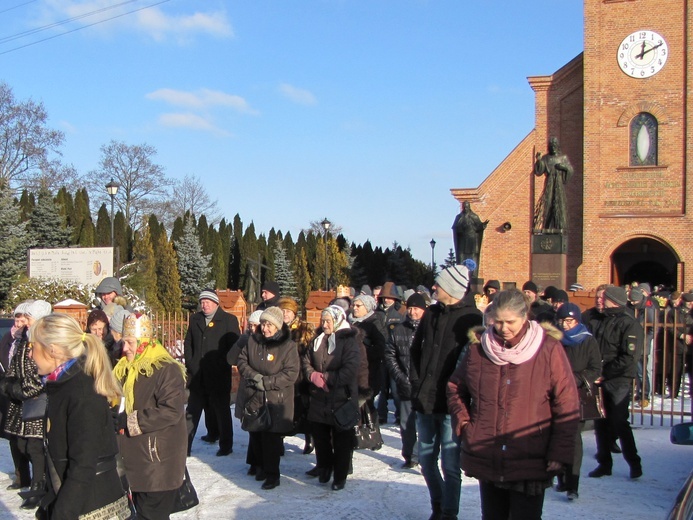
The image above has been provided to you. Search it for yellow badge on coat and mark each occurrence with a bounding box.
[209,322,215,328]
[267,354,275,361]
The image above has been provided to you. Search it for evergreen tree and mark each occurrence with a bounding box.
[28,187,72,248]
[155,230,182,312]
[128,225,162,311]
[294,247,311,306]
[175,218,212,302]
[274,242,297,298]
[95,204,111,247]
[171,216,185,244]
[0,183,31,305]
[217,218,231,290]
[73,188,95,246]
[228,214,243,290]
[209,231,227,290]
[113,211,132,266]
[444,248,456,268]
[18,190,34,221]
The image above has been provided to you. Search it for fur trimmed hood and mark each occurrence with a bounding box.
[466,321,563,345]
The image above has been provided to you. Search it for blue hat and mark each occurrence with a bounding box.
[556,302,582,322]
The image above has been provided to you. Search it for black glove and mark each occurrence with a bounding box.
[0,377,23,400]
[111,407,127,433]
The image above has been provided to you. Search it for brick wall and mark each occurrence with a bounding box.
[452,0,692,292]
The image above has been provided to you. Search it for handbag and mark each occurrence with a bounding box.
[353,405,383,451]
[241,389,272,432]
[332,387,360,431]
[578,375,605,421]
[22,393,47,421]
[172,467,199,513]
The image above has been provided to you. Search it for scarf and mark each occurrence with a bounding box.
[313,319,351,355]
[481,320,544,366]
[45,358,78,383]
[561,323,592,347]
[113,340,187,414]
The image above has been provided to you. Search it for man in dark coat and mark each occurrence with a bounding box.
[184,289,240,456]
[256,281,281,310]
[410,265,483,520]
[589,286,644,480]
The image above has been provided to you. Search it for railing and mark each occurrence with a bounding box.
[150,311,191,362]
[632,305,691,425]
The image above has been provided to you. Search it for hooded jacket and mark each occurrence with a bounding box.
[447,323,580,483]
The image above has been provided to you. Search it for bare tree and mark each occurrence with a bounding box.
[157,173,221,228]
[86,140,172,230]
[0,82,65,189]
[23,161,81,194]
[303,219,343,237]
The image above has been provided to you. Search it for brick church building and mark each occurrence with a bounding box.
[451,0,691,292]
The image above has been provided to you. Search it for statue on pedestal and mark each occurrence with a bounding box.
[452,201,488,271]
[533,137,574,234]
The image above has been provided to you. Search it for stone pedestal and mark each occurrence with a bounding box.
[531,234,567,289]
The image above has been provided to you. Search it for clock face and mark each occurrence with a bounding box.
[618,30,668,78]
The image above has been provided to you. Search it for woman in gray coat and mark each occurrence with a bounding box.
[236,307,299,490]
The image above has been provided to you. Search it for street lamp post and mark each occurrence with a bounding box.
[430,238,436,273]
[106,178,120,273]
[321,218,331,290]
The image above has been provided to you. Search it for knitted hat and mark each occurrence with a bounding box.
[353,295,377,313]
[484,280,501,292]
[26,300,52,320]
[556,302,582,322]
[604,286,628,307]
[277,297,299,315]
[461,258,477,273]
[543,286,559,301]
[330,298,351,313]
[260,306,284,330]
[248,310,263,325]
[522,281,538,294]
[122,313,153,340]
[406,293,427,311]
[360,285,372,296]
[434,265,470,300]
[638,283,652,295]
[261,281,280,297]
[629,288,645,304]
[14,301,32,316]
[553,290,569,303]
[95,277,122,295]
[569,283,584,292]
[681,292,693,303]
[198,289,219,304]
[110,308,132,334]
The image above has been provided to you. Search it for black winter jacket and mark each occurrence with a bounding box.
[384,317,419,400]
[593,307,643,382]
[410,299,482,414]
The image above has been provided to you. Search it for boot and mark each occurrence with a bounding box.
[318,467,332,484]
[555,474,566,492]
[20,480,45,509]
[302,434,314,455]
[428,502,442,520]
[565,474,579,500]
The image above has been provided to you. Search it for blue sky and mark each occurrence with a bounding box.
[0,0,584,264]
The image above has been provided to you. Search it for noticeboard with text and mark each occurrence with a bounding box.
[28,247,114,285]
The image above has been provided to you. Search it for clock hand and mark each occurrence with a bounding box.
[635,41,647,60]
[636,42,663,60]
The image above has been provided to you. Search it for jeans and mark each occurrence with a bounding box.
[479,480,545,520]
[375,366,400,422]
[416,412,461,517]
[399,400,418,463]
[635,334,652,399]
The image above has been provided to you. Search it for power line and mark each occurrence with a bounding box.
[0,1,38,16]
[0,0,172,56]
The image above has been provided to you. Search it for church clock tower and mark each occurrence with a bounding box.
[579,0,692,288]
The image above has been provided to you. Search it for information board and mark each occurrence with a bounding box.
[28,247,114,285]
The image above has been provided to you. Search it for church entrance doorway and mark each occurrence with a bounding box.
[611,237,679,290]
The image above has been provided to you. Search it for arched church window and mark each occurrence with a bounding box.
[630,112,658,166]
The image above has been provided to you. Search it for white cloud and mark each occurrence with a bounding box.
[278,83,318,106]
[158,112,231,136]
[146,88,259,115]
[38,1,233,42]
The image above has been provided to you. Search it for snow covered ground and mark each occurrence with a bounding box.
[0,412,690,520]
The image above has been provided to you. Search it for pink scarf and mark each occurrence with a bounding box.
[481,320,544,366]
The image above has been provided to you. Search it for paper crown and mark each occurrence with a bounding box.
[122,313,153,340]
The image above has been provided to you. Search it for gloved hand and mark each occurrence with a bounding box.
[252,373,265,391]
[310,372,328,391]
[0,377,23,400]
[111,407,127,433]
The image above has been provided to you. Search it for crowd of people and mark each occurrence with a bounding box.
[0,270,691,519]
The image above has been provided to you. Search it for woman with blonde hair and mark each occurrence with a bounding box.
[28,313,131,519]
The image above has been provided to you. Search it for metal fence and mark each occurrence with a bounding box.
[632,305,691,425]
[150,311,191,362]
